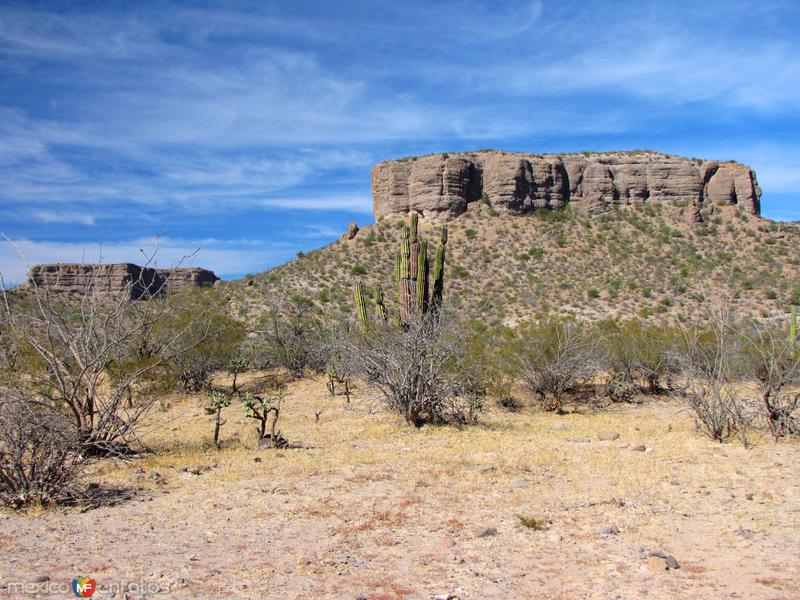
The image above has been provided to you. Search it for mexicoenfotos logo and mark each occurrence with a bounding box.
[72,576,96,597]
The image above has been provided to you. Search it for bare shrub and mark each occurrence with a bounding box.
[164,289,245,392]
[338,312,483,427]
[673,302,753,444]
[597,319,678,395]
[252,292,319,378]
[0,391,82,508]
[511,318,597,413]
[1,253,234,455]
[739,320,800,438]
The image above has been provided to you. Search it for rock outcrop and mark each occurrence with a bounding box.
[372,151,761,221]
[28,263,219,299]
[341,221,360,240]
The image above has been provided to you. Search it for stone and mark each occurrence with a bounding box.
[547,532,563,543]
[372,151,761,221]
[511,479,528,488]
[649,551,680,570]
[476,526,498,538]
[598,431,620,441]
[469,464,496,474]
[27,263,218,299]
[552,423,568,431]
[27,575,50,583]
[596,525,619,536]
[341,221,359,240]
[647,556,669,572]
[632,444,647,452]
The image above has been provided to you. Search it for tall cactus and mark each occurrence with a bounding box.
[431,225,448,313]
[791,306,797,357]
[354,282,368,332]
[375,284,388,322]
[354,213,447,327]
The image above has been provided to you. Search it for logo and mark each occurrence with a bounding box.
[72,577,96,597]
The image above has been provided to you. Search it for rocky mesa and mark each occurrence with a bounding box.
[28,263,219,299]
[372,150,761,222]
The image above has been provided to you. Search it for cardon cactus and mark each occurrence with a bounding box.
[353,214,448,327]
[791,306,797,357]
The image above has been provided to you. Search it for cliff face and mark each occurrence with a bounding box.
[28,263,219,299]
[372,151,761,222]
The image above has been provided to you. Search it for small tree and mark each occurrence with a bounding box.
[0,391,82,509]
[673,301,752,445]
[242,390,287,447]
[207,390,231,448]
[512,318,597,413]
[253,292,318,378]
[739,318,800,438]
[1,252,236,455]
[340,312,482,427]
[163,289,245,392]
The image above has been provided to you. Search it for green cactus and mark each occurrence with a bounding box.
[354,214,448,326]
[375,284,388,322]
[354,282,368,331]
[791,306,797,357]
[431,225,448,313]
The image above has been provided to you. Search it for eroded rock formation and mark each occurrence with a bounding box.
[28,263,219,299]
[372,151,761,221]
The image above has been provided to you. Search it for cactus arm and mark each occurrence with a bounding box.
[354,282,368,331]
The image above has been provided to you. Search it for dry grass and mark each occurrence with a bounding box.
[3,374,798,598]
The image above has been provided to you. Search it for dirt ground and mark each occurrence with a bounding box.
[1,375,799,599]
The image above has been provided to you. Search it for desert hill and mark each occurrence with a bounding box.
[229,151,799,325]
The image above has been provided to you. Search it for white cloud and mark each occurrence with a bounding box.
[258,194,372,213]
[31,211,96,225]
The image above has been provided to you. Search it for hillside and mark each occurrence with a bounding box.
[228,200,800,326]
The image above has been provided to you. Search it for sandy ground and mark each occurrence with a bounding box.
[1,376,799,599]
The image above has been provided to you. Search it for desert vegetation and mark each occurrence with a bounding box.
[1,210,799,598]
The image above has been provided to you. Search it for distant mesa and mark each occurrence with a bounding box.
[372,150,761,222]
[27,263,219,299]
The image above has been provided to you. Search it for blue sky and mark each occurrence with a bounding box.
[1,0,799,284]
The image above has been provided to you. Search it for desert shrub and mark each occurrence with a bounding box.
[0,392,82,508]
[252,291,320,378]
[462,320,517,408]
[162,289,246,392]
[597,320,678,394]
[2,267,234,455]
[339,312,483,427]
[738,320,800,438]
[242,390,288,447]
[600,373,639,403]
[672,304,753,444]
[206,390,231,448]
[510,318,597,413]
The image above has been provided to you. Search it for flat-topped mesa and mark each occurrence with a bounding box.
[28,263,219,299]
[372,150,761,222]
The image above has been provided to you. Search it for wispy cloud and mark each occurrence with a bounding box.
[258,194,372,213]
[0,0,798,270]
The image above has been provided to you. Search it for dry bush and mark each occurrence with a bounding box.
[739,320,800,438]
[1,254,235,455]
[337,312,483,427]
[251,291,320,378]
[0,391,82,509]
[673,301,754,444]
[597,319,678,395]
[511,318,597,413]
